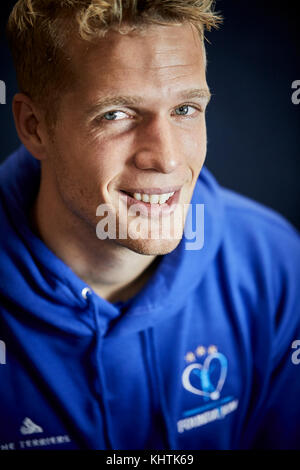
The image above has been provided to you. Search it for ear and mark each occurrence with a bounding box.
[12,93,50,161]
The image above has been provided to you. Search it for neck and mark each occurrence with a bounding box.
[30,173,158,303]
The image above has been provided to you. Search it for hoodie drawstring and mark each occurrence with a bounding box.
[143,327,176,450]
[86,290,114,450]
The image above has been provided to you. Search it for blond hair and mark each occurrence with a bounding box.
[6,0,222,129]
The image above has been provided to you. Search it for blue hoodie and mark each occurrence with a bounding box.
[0,144,300,450]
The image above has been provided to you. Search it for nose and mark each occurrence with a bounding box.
[132,116,182,174]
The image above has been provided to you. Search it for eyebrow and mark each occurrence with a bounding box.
[86,88,211,117]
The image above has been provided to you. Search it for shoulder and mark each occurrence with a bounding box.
[219,186,300,254]
[195,167,300,282]
[221,186,298,236]
[218,187,300,345]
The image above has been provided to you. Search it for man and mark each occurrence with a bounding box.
[0,0,299,450]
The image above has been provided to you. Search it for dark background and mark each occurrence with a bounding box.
[1,0,299,229]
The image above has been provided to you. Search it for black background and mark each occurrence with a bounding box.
[1,0,299,228]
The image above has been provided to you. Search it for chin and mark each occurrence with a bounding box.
[115,234,183,256]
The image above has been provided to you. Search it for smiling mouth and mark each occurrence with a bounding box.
[119,188,181,216]
[121,190,175,205]
[120,184,182,202]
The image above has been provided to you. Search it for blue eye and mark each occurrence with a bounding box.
[175,105,195,116]
[102,111,128,121]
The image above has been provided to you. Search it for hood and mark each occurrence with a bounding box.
[0,145,224,337]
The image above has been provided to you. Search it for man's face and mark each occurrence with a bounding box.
[43,23,210,255]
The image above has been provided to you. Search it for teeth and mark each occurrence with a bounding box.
[142,194,150,203]
[158,194,169,204]
[149,195,159,204]
[132,192,175,204]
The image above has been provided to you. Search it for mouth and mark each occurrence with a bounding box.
[119,187,182,216]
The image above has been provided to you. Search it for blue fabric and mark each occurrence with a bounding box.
[0,144,300,450]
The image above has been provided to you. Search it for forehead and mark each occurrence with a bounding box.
[66,23,207,103]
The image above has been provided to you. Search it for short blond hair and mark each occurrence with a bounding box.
[6,0,222,129]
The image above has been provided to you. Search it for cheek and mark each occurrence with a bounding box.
[82,131,129,177]
[49,139,102,216]
[182,122,207,185]
[183,122,207,164]
[55,134,115,191]
[195,119,207,156]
